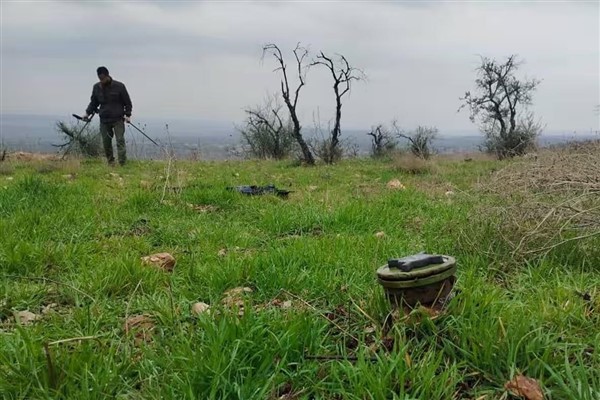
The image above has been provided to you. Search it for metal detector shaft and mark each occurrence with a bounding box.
[127,122,160,147]
[73,114,93,137]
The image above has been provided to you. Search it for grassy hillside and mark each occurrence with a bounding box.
[0,152,598,399]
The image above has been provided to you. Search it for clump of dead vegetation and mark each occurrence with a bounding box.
[479,140,600,258]
[391,152,432,175]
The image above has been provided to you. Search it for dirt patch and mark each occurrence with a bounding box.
[9,152,60,162]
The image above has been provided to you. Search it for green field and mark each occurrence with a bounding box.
[1,154,598,399]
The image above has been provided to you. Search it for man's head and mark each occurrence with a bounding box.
[96,66,110,84]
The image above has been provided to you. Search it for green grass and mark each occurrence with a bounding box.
[0,157,598,399]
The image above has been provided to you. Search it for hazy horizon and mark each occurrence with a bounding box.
[2,1,599,134]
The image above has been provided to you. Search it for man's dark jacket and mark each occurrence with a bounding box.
[86,78,132,124]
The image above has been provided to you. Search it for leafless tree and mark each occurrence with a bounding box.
[311,52,365,164]
[367,124,397,158]
[238,95,295,159]
[262,43,315,165]
[392,121,437,160]
[460,55,541,159]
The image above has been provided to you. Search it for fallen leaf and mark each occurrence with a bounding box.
[445,190,455,197]
[109,172,120,178]
[375,231,386,238]
[141,252,176,272]
[504,375,544,400]
[404,352,412,367]
[418,305,443,319]
[368,342,379,353]
[364,325,376,334]
[387,179,406,190]
[124,314,155,345]
[191,302,211,316]
[15,310,40,325]
[221,287,253,314]
[281,300,293,309]
[41,303,58,315]
[218,248,228,257]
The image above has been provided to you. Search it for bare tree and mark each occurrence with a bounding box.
[54,120,102,158]
[367,124,397,158]
[460,55,541,159]
[393,122,438,160]
[262,43,315,165]
[311,52,365,164]
[238,95,295,159]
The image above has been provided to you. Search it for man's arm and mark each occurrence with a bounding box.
[85,85,99,117]
[121,83,133,117]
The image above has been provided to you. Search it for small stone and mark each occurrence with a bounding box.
[191,302,211,316]
[15,310,40,325]
[141,252,176,272]
[387,179,406,190]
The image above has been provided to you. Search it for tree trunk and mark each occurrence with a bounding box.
[329,83,342,164]
[289,109,314,165]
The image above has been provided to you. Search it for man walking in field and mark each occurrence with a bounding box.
[83,66,133,166]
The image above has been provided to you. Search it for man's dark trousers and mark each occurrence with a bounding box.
[101,120,126,165]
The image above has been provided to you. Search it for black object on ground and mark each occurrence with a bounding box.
[227,184,292,198]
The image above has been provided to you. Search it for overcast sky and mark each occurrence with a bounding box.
[1,0,599,133]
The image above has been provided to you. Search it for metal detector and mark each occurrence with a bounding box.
[72,113,94,136]
[73,113,160,147]
[126,121,160,147]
